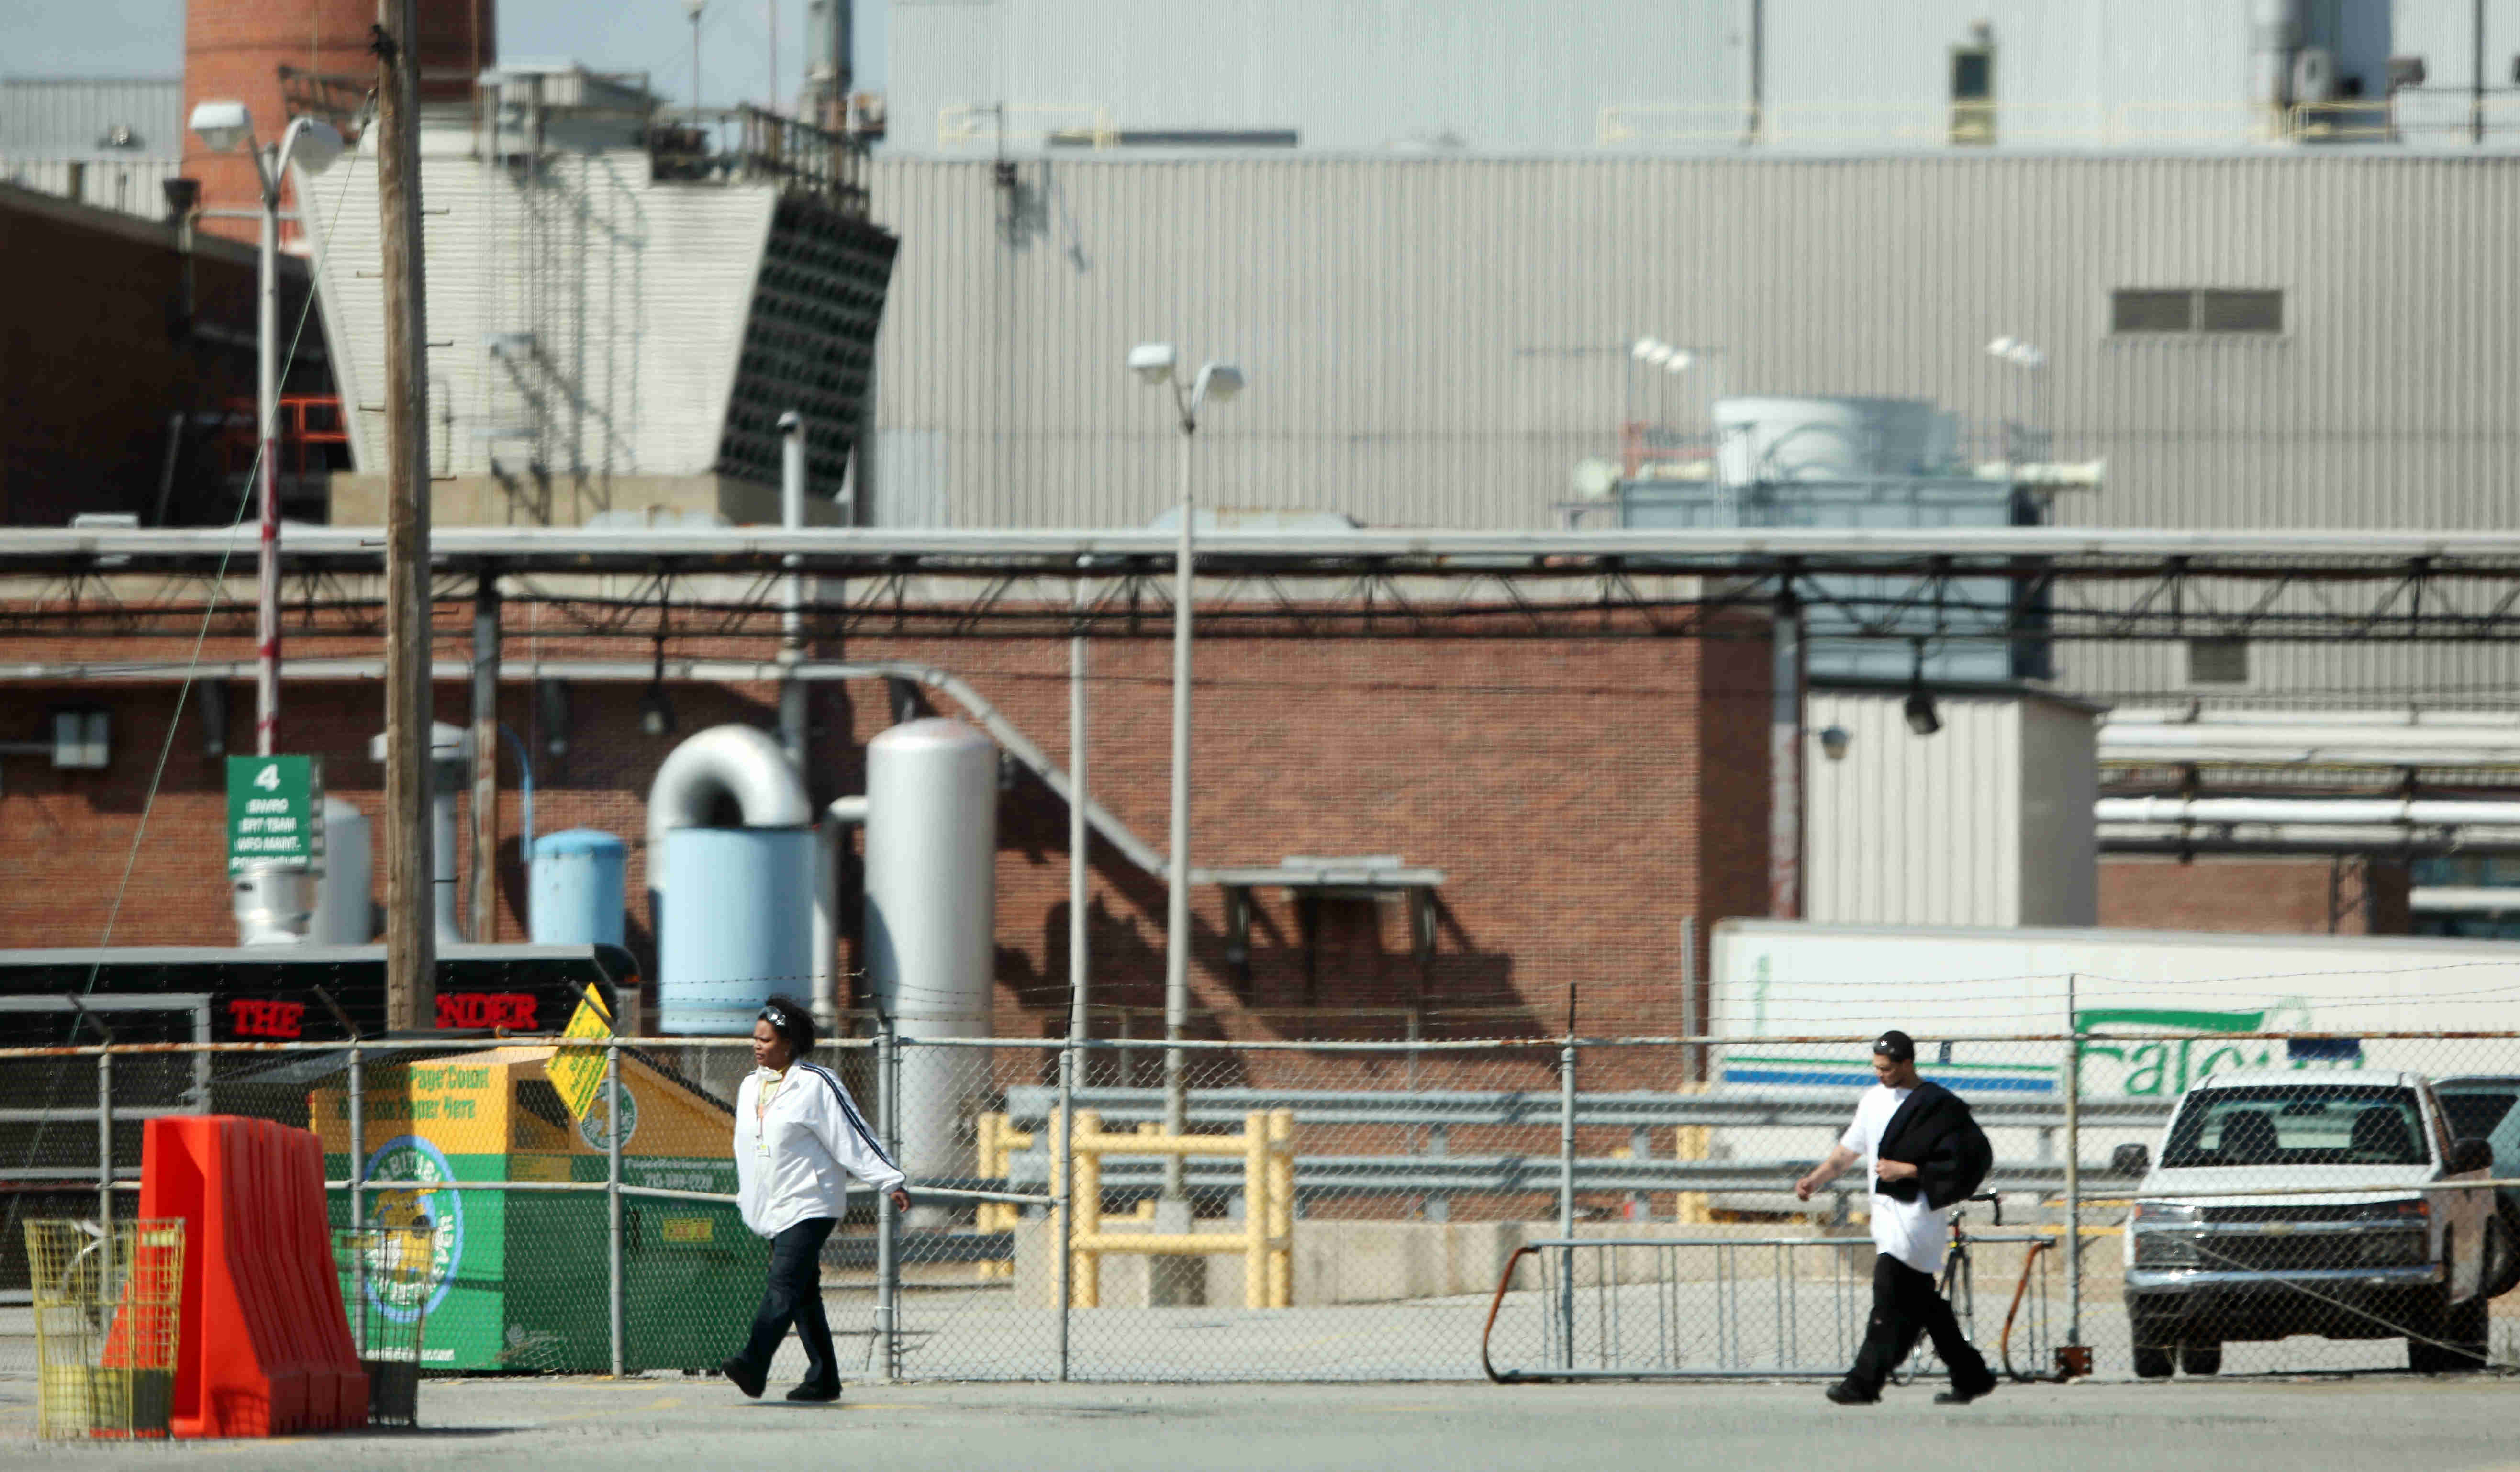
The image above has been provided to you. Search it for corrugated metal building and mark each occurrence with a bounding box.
[859,151,2520,702]
[1805,691,2098,928]
[0,78,184,220]
[881,0,2520,154]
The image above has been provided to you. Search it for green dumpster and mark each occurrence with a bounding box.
[317,1046,764,1372]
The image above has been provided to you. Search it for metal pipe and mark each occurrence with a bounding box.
[1557,1038,1577,1371]
[49,523,2520,563]
[875,1023,899,1382]
[2098,796,2520,826]
[1060,569,1088,1374]
[606,1038,624,1378]
[1766,590,1803,919]
[97,1049,113,1233]
[812,795,867,1034]
[778,410,809,773]
[350,1040,366,1351]
[2064,972,2082,1354]
[1162,428,1194,1200]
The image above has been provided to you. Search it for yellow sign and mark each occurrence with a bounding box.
[545,985,615,1122]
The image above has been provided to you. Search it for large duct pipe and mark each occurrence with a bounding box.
[646,724,815,1037]
[2098,796,2520,826]
[644,723,814,897]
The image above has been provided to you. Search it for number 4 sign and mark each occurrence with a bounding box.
[225,755,325,875]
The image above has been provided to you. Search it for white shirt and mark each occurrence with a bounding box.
[1839,1082,1951,1274]
[733,1059,906,1239]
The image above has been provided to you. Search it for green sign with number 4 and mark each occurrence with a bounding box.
[225,755,325,875]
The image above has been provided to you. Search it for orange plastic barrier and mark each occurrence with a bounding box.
[138,1116,368,1437]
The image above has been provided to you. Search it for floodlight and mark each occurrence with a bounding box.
[1630,337,1664,361]
[188,100,254,154]
[286,118,345,176]
[1127,341,1179,386]
[1818,725,1851,761]
[1667,349,1695,373]
[1195,361,1245,404]
[1903,689,1942,737]
[1986,335,2018,358]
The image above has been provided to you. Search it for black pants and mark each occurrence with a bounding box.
[1842,1252,1991,1396]
[733,1217,839,1392]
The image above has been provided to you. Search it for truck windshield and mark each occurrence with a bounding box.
[2440,1091,2518,1143]
[2161,1084,2429,1169]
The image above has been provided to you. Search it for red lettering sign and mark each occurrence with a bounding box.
[226,998,305,1039]
[434,992,540,1031]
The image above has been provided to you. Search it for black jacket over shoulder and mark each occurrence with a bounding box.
[1872,1082,1992,1211]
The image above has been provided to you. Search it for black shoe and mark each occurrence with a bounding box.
[1935,1378,1998,1405]
[785,1382,842,1403]
[719,1358,767,1399]
[1825,1382,1880,1406]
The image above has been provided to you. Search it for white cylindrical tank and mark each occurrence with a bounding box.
[310,796,374,944]
[863,718,997,1193]
[1715,396,1939,483]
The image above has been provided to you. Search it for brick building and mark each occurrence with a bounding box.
[0,618,1772,1048]
[0,182,325,527]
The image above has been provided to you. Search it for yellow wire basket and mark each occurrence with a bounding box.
[25,1219,185,1441]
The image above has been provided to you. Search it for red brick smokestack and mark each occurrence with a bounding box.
[181,0,493,243]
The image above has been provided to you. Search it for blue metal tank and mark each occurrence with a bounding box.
[658,826,813,1035]
[529,829,628,947]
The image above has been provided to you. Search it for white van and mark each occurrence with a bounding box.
[2119,1071,2500,1377]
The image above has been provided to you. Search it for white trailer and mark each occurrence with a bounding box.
[1705,921,2520,1178]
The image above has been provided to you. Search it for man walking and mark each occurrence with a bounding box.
[1795,1029,1997,1406]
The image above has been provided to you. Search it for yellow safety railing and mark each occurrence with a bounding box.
[972,1113,1030,1280]
[1052,1109,1295,1310]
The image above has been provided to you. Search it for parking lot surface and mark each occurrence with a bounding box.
[2,1372,2517,1472]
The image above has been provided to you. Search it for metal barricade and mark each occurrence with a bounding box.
[1482,1231,2057,1384]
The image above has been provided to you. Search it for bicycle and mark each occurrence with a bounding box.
[1894,1191,2061,1385]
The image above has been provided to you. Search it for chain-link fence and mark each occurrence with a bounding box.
[4,1025,2519,1384]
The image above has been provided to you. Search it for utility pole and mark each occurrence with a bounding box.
[470,576,500,942]
[375,0,436,1029]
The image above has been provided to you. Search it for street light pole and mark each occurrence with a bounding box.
[189,105,340,757]
[1126,343,1244,1202]
[254,143,281,756]
[1161,407,1194,1196]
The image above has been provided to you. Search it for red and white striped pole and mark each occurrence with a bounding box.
[255,142,281,756]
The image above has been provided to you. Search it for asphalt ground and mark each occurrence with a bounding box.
[3,1372,2518,1471]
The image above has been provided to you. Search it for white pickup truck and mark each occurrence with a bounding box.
[2119,1071,2502,1377]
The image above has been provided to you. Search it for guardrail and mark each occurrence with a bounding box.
[1001,1085,2174,1130]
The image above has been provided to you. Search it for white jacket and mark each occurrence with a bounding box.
[733,1059,905,1239]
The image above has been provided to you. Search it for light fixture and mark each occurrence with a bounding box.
[1643,342,1677,367]
[1818,725,1851,761]
[639,683,677,737]
[1666,349,1695,374]
[1630,337,1664,361]
[1127,341,1179,386]
[285,117,346,176]
[1986,335,2046,369]
[1903,690,1941,737]
[1193,361,1245,405]
[535,677,571,759]
[187,99,253,154]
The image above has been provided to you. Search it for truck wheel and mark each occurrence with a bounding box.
[2408,1287,2487,1373]
[2133,1345,2174,1380]
[2444,1292,2490,1371]
[2179,1343,2222,1377]
[2484,1212,2520,1300]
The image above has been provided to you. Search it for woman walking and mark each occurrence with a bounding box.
[724,995,909,1403]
